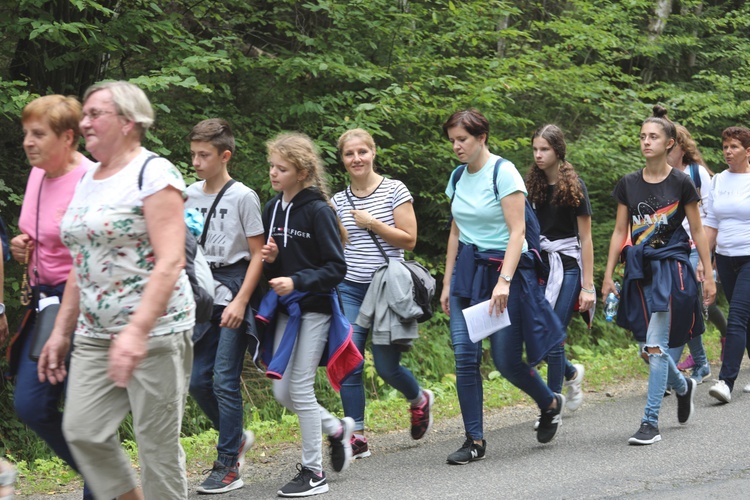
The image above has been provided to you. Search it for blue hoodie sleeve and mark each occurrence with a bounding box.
[291,203,346,292]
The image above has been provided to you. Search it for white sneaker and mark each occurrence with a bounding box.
[564,364,585,412]
[237,429,255,469]
[709,380,732,404]
[743,384,750,393]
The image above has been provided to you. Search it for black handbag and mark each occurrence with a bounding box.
[28,302,60,361]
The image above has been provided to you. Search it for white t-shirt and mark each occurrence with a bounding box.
[61,148,195,339]
[331,178,413,283]
[704,170,750,256]
[185,180,264,304]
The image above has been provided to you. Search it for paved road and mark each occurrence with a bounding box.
[22,366,750,499]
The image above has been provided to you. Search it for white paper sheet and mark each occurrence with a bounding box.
[462,300,511,343]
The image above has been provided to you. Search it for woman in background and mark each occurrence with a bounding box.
[666,122,725,383]
[333,128,433,459]
[526,124,594,414]
[704,126,750,404]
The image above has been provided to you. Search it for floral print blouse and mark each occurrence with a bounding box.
[61,149,195,339]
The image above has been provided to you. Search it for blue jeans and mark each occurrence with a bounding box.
[338,280,421,432]
[449,275,554,440]
[641,283,688,426]
[715,254,750,391]
[668,248,708,366]
[189,305,249,467]
[545,267,581,393]
[14,320,94,500]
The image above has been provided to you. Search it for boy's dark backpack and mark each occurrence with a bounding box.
[138,155,215,323]
[449,158,543,255]
[0,216,10,262]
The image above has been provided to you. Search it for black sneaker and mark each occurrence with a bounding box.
[410,389,435,440]
[328,417,354,472]
[537,393,565,443]
[446,433,486,465]
[277,464,328,497]
[628,422,661,445]
[196,461,243,494]
[677,377,696,424]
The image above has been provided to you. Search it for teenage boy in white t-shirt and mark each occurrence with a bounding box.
[185,119,264,494]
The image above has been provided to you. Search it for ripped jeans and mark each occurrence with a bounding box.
[642,284,688,426]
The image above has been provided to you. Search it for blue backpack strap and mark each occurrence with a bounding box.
[449,164,467,203]
[689,162,701,191]
[493,158,542,254]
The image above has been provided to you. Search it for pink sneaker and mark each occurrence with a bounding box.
[677,354,696,371]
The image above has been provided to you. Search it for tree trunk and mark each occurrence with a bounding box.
[497,15,510,58]
[642,0,672,84]
[9,0,116,97]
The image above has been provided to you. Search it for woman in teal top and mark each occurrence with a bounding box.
[440,109,565,465]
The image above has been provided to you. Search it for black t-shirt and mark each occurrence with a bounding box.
[612,168,699,248]
[535,179,592,269]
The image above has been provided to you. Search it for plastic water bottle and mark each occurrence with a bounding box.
[604,282,621,322]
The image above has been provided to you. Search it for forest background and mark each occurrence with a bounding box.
[0,0,748,468]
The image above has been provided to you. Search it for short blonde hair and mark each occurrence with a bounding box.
[83,81,155,138]
[337,128,376,155]
[22,95,83,143]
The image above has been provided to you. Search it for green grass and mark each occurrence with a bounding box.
[11,328,725,496]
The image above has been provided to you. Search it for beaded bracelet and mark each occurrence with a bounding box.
[581,286,595,294]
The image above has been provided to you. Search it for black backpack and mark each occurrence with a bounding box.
[138,155,215,323]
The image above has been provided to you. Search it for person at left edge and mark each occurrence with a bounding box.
[0,216,18,499]
[9,95,95,500]
[38,81,195,500]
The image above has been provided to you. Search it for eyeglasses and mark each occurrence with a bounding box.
[81,109,117,121]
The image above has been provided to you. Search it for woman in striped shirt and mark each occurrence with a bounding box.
[332,128,433,459]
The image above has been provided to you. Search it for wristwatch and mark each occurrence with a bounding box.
[0,303,5,316]
[499,274,512,283]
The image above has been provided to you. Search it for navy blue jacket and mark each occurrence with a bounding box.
[617,227,704,347]
[452,243,565,366]
[255,289,363,392]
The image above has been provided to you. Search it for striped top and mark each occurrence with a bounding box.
[331,177,414,283]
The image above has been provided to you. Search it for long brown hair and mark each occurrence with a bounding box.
[526,124,583,207]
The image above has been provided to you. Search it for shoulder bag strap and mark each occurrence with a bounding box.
[344,187,388,262]
[32,175,45,298]
[199,179,237,247]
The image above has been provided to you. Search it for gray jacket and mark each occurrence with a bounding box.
[356,259,421,348]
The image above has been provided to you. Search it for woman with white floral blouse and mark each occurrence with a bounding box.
[38,81,195,500]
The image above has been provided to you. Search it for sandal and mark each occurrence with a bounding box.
[0,459,16,500]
